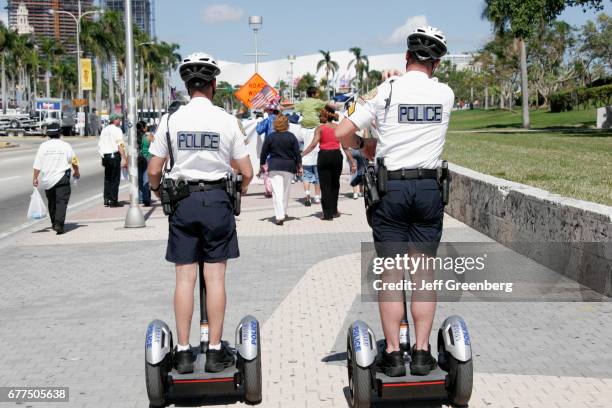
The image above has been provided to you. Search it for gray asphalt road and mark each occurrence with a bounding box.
[0,137,105,233]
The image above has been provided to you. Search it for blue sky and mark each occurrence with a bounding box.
[1,0,609,73]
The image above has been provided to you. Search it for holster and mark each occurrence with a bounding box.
[437,160,451,206]
[225,173,243,216]
[362,163,381,228]
[161,174,190,216]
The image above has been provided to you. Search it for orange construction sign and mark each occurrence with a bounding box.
[234,73,277,109]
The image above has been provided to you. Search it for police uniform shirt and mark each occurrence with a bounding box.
[98,124,124,157]
[149,97,249,181]
[348,71,454,171]
[33,139,76,190]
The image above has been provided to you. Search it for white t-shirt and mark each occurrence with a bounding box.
[297,127,319,166]
[149,97,249,181]
[33,138,75,190]
[347,70,455,171]
[98,124,124,157]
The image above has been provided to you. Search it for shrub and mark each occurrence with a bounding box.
[550,84,612,113]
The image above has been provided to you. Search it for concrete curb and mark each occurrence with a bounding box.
[446,163,612,297]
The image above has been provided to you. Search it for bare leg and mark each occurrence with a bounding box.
[314,183,321,197]
[203,261,227,345]
[378,268,405,353]
[175,263,197,346]
[411,261,436,351]
[303,181,311,195]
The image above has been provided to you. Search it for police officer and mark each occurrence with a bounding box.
[147,52,253,374]
[335,26,454,377]
[97,113,127,207]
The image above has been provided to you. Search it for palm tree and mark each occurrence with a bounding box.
[366,70,382,91]
[316,50,339,86]
[348,47,369,93]
[39,38,63,98]
[80,18,108,110]
[0,22,17,112]
[482,1,530,127]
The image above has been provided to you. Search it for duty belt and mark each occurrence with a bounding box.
[187,180,226,192]
[387,168,438,180]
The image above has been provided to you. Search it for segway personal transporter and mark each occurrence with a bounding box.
[347,292,473,407]
[145,263,262,407]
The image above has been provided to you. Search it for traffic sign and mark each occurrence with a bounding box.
[72,98,88,107]
[234,73,277,109]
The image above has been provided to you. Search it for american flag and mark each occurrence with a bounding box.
[250,86,278,109]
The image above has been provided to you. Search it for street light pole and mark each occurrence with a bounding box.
[248,16,263,73]
[288,54,295,102]
[48,3,102,135]
[124,0,146,228]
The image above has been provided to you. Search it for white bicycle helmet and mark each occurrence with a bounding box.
[179,52,221,83]
[407,26,448,61]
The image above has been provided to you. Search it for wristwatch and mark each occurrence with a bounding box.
[150,184,161,192]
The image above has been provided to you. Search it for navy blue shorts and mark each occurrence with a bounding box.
[166,189,240,264]
[372,179,443,257]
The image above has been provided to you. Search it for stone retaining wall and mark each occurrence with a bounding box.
[446,163,612,297]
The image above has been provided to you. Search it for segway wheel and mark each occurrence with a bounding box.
[145,361,167,408]
[448,357,473,407]
[243,322,262,404]
[347,336,371,408]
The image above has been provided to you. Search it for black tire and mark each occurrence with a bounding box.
[243,322,262,404]
[145,361,167,408]
[347,334,371,408]
[448,357,473,407]
[9,120,18,128]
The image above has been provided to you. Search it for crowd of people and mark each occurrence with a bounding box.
[256,86,366,225]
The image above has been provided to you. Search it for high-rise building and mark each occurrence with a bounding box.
[6,0,94,52]
[104,0,152,36]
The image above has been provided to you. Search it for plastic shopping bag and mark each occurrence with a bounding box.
[27,188,47,220]
[121,167,129,182]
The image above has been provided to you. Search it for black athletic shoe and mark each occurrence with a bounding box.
[304,196,311,206]
[108,201,124,208]
[410,345,437,376]
[379,350,406,377]
[205,344,235,373]
[104,199,110,207]
[174,348,194,374]
[55,225,65,235]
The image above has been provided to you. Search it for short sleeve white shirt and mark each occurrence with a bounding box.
[97,124,124,157]
[149,97,249,181]
[347,71,455,170]
[33,139,75,190]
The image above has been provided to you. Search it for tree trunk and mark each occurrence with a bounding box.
[107,62,115,112]
[1,55,6,114]
[95,58,102,111]
[45,70,50,98]
[499,83,505,109]
[484,86,489,110]
[519,38,530,128]
[139,56,144,112]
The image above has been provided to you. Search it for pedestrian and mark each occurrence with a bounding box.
[32,133,80,235]
[350,145,366,199]
[256,102,280,198]
[88,108,101,136]
[137,121,153,206]
[259,114,302,225]
[98,113,127,207]
[294,86,327,204]
[335,25,454,377]
[302,107,356,220]
[147,52,254,374]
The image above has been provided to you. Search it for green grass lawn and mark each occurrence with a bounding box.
[449,108,598,131]
[444,109,612,206]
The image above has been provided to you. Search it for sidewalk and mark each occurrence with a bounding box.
[1,177,610,408]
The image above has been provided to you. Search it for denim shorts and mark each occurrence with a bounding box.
[302,165,319,184]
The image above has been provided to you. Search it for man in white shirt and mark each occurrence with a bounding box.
[148,52,253,374]
[33,133,80,234]
[336,26,454,377]
[98,113,127,207]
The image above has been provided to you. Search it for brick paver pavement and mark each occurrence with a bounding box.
[0,176,610,407]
